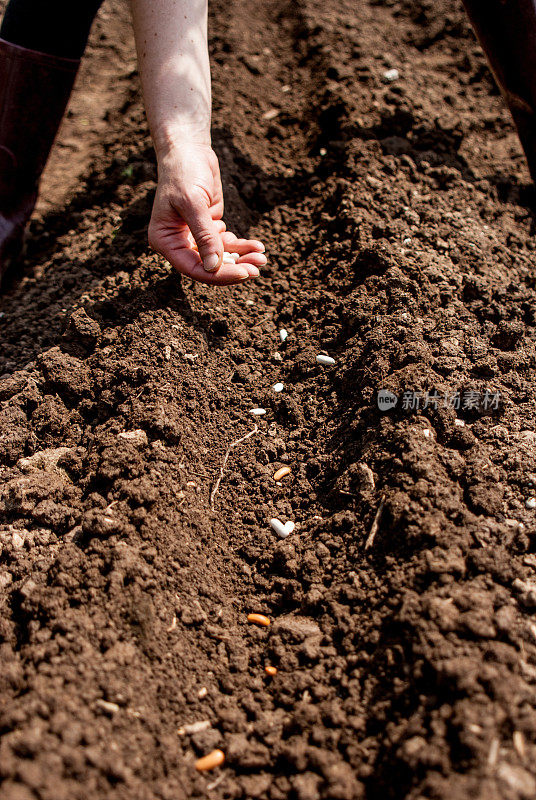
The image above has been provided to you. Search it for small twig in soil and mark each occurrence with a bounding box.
[365,494,386,550]
[207,774,226,791]
[210,425,259,508]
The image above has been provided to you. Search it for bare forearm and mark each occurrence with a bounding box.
[129,0,212,156]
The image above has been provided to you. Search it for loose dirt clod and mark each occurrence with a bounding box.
[195,749,225,772]
[117,429,148,446]
[273,466,291,481]
[247,613,271,627]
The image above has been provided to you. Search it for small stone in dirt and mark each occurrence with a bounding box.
[96,699,120,715]
[383,68,400,82]
[273,352,283,362]
[164,346,171,361]
[179,720,211,735]
[118,429,148,446]
[513,578,536,608]
[316,354,336,366]
[17,446,73,475]
[272,615,321,640]
[525,497,536,509]
[273,383,284,392]
[12,531,25,548]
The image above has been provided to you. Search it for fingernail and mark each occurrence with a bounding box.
[204,253,220,273]
[248,267,260,278]
[238,270,250,281]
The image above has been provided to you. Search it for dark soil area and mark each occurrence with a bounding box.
[1,1,536,798]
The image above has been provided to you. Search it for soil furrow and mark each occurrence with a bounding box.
[1,1,536,799]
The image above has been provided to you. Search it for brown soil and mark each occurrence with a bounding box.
[1,1,536,799]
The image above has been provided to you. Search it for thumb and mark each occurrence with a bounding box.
[182,195,223,273]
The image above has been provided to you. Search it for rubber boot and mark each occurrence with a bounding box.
[462,0,536,181]
[0,38,80,285]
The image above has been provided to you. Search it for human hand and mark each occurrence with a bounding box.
[148,142,266,285]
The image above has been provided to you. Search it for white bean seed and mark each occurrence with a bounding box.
[273,383,284,392]
[526,498,536,509]
[284,521,295,534]
[279,329,288,342]
[316,354,336,366]
[250,408,267,416]
[270,518,290,538]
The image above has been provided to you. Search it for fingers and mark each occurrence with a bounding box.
[155,237,260,286]
[221,232,265,254]
[180,195,224,273]
[236,252,267,267]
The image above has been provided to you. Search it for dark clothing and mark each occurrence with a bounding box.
[0,0,104,60]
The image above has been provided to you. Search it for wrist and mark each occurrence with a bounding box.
[152,120,212,160]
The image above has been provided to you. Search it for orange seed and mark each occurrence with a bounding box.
[247,613,271,627]
[195,749,225,772]
[273,467,291,482]
[265,665,278,676]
